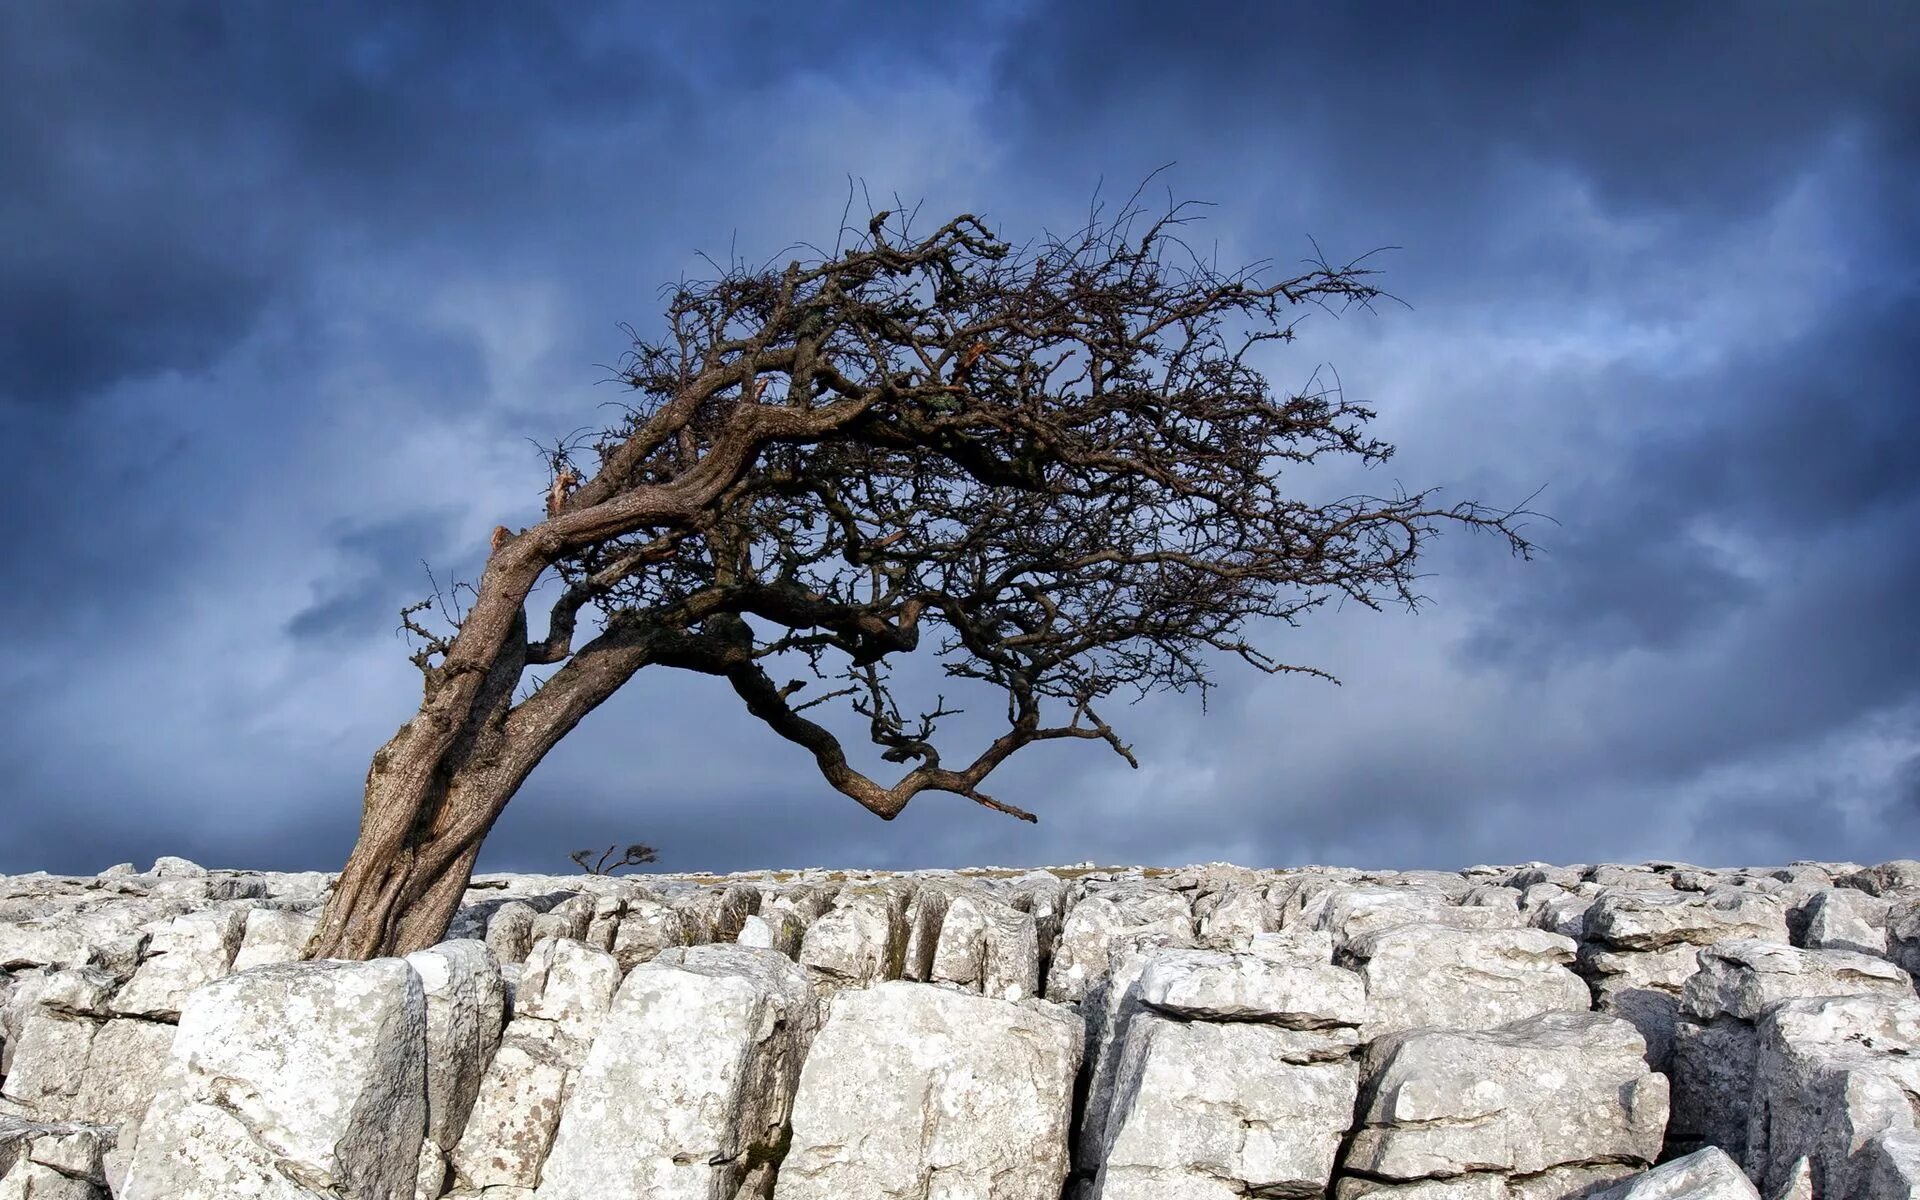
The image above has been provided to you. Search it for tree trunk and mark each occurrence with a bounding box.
[304,597,534,960]
[304,599,672,960]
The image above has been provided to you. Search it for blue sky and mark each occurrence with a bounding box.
[2,3,1915,875]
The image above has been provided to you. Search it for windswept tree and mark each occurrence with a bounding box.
[304,192,1535,960]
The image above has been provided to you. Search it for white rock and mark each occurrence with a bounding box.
[774,982,1082,1200]
[534,945,820,1200]
[1583,889,1790,952]
[610,897,690,971]
[483,902,538,965]
[230,908,319,971]
[403,941,507,1186]
[1587,1147,1760,1200]
[1046,887,1193,1003]
[1305,887,1519,950]
[1681,940,1912,1021]
[120,957,427,1200]
[1744,994,1920,1200]
[1136,948,1367,1027]
[1344,1011,1668,1182]
[145,858,205,880]
[735,908,804,957]
[1347,924,1588,1038]
[109,909,246,1020]
[1090,1013,1359,1199]
[512,938,619,1045]
[1795,888,1890,957]
[796,886,908,989]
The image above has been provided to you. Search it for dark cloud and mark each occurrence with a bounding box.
[1,4,1916,877]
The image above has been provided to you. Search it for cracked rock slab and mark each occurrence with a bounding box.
[1089,1012,1360,1200]
[774,981,1082,1200]
[119,957,427,1200]
[1344,1011,1668,1183]
[534,945,820,1200]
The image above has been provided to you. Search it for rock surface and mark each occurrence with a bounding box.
[1,857,1917,1199]
[774,981,1082,1200]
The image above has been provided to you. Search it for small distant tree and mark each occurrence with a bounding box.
[304,185,1536,960]
[569,843,659,876]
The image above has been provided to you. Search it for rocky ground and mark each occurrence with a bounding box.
[1,856,1917,1200]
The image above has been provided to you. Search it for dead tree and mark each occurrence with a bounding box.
[303,193,1536,960]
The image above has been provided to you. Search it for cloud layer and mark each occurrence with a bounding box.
[2,2,1914,876]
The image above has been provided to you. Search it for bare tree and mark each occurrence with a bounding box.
[303,187,1537,960]
[569,843,658,875]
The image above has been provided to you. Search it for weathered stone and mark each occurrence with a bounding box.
[901,882,955,981]
[0,1115,113,1198]
[1584,890,1790,952]
[534,945,820,1200]
[120,957,427,1200]
[230,908,319,971]
[109,909,246,1020]
[1305,887,1520,950]
[404,940,507,1199]
[445,939,618,1192]
[483,902,538,966]
[526,893,593,949]
[1347,924,1588,1039]
[1579,943,1708,1071]
[774,982,1082,1200]
[1344,1012,1668,1182]
[610,897,690,971]
[1196,882,1275,949]
[735,908,805,957]
[1681,940,1912,1021]
[515,937,615,1024]
[1888,896,1920,980]
[145,858,205,880]
[1586,1147,1759,1200]
[1136,948,1367,1028]
[1046,887,1193,1003]
[1858,1130,1920,1200]
[1838,862,1920,898]
[796,886,908,989]
[1090,1013,1359,1199]
[1795,888,1892,957]
[1670,1017,1758,1161]
[1744,994,1920,1200]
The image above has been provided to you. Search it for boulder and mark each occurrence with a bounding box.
[230,908,319,971]
[1666,942,1918,1165]
[1587,1147,1760,1200]
[119,957,427,1200]
[610,897,691,971]
[1583,890,1790,953]
[404,941,508,1200]
[1837,862,1920,898]
[774,982,1082,1200]
[534,945,820,1200]
[1744,994,1920,1200]
[1681,941,1912,1022]
[1793,889,1890,957]
[1046,887,1193,1003]
[796,886,909,990]
[483,902,538,966]
[446,939,619,1192]
[1346,924,1588,1039]
[109,909,246,1020]
[1304,887,1519,950]
[1135,948,1367,1027]
[1089,1013,1359,1199]
[1342,1012,1668,1185]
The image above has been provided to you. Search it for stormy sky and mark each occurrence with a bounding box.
[2,3,1915,877]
